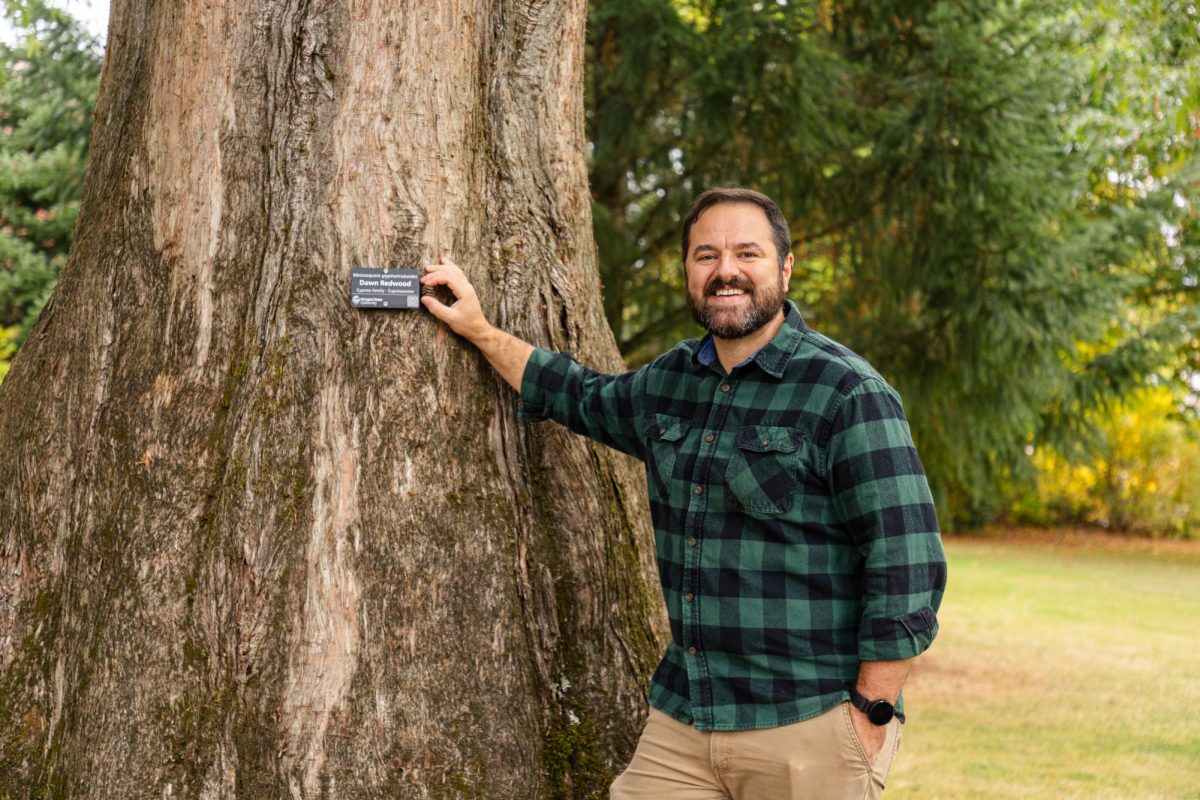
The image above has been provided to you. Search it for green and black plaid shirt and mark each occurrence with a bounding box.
[519,301,947,731]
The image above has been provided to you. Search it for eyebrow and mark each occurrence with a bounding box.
[691,241,766,256]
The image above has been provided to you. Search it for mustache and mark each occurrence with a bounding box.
[704,277,753,296]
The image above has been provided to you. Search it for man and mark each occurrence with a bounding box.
[419,187,947,800]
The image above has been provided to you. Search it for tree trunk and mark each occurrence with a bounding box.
[0,1,664,797]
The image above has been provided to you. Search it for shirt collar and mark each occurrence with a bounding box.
[692,300,808,379]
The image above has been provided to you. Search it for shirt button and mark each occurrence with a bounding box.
[705,434,715,444]
[693,485,703,495]
[688,646,698,655]
[761,439,770,447]
[720,383,730,393]
[687,537,697,547]
[685,592,694,602]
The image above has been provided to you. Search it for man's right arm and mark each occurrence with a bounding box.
[419,257,648,458]
[419,257,533,392]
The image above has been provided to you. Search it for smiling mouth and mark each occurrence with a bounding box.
[707,287,749,306]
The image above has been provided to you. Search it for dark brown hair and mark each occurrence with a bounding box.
[680,187,792,269]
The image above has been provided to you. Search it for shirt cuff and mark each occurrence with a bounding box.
[857,606,939,661]
[517,347,570,422]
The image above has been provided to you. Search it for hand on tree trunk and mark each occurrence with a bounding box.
[420,256,534,391]
[419,257,490,340]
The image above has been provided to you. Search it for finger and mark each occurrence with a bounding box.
[420,262,448,278]
[418,268,471,296]
[419,271,450,286]
[421,256,460,274]
[420,294,454,321]
[420,260,468,288]
[430,269,473,300]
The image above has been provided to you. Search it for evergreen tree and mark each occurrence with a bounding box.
[0,0,102,351]
[586,0,1199,525]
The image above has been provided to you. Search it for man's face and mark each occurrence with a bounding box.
[685,202,793,341]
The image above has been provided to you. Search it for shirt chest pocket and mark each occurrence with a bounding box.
[644,414,691,499]
[725,425,806,515]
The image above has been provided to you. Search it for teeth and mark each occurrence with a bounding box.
[714,289,744,296]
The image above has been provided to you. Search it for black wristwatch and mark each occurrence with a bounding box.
[849,688,896,726]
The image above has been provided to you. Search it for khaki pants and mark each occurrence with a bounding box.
[610,703,901,800]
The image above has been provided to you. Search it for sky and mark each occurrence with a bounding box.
[1,0,110,45]
[64,0,111,41]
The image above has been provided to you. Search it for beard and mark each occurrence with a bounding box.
[688,272,787,340]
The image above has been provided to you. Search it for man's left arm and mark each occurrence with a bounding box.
[825,377,949,759]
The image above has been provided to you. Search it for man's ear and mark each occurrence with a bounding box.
[782,252,794,286]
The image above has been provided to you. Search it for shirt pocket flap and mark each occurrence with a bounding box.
[644,414,691,442]
[734,425,805,453]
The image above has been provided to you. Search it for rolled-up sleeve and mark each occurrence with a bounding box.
[825,377,947,662]
[518,348,648,459]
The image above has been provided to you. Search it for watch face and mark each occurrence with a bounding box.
[867,701,895,725]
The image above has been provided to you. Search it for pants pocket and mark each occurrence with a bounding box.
[839,702,874,768]
[840,702,901,792]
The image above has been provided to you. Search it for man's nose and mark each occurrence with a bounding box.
[715,252,740,279]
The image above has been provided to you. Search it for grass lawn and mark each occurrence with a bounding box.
[887,528,1200,800]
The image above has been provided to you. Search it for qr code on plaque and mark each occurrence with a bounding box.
[406,295,419,309]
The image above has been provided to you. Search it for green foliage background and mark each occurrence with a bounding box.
[0,0,100,370]
[1,0,1197,532]
[588,0,1199,528]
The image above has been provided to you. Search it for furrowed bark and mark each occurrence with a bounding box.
[0,1,665,797]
